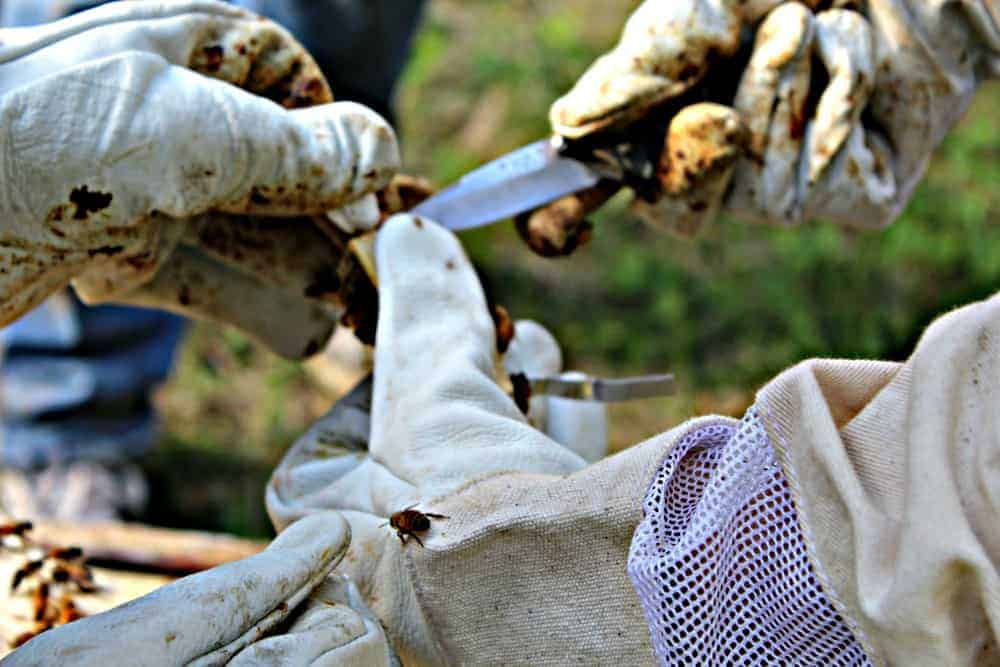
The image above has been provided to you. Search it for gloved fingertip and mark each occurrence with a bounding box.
[550,69,669,139]
[375,213,466,278]
[641,103,746,236]
[295,101,400,196]
[504,320,563,377]
[271,511,350,557]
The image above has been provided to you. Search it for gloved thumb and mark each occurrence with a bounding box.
[633,102,748,237]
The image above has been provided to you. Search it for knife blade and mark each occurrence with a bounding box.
[410,137,616,231]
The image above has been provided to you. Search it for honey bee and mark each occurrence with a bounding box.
[48,546,83,562]
[388,505,447,547]
[32,583,50,622]
[0,521,32,538]
[5,538,93,648]
[57,596,84,625]
[61,563,97,593]
[12,630,41,649]
[509,372,532,415]
[11,559,44,592]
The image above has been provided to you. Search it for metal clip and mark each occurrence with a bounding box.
[529,373,675,402]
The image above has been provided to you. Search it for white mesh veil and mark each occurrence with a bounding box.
[628,408,873,666]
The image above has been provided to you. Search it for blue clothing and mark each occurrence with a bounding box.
[0,0,426,120]
[1,295,185,469]
[0,0,424,469]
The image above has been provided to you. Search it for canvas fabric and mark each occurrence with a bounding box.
[371,292,1000,665]
[756,292,1000,666]
[628,410,872,666]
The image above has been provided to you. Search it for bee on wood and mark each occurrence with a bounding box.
[57,596,84,625]
[48,546,83,562]
[12,629,43,649]
[388,505,447,547]
[11,559,44,592]
[32,583,50,622]
[0,521,33,538]
[59,563,97,593]
[5,539,93,648]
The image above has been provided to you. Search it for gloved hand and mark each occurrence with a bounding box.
[543,0,998,237]
[0,0,400,357]
[4,512,397,666]
[267,214,630,663]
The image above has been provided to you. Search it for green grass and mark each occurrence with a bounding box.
[149,1,999,538]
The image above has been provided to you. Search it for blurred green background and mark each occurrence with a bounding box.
[146,0,1000,538]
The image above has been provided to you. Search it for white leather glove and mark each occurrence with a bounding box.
[547,0,998,236]
[3,512,397,666]
[0,0,400,357]
[267,214,613,663]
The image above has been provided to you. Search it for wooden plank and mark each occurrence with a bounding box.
[1,517,267,575]
[0,520,268,655]
[0,553,174,655]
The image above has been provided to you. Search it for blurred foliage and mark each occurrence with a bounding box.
[152,0,999,537]
[148,326,330,537]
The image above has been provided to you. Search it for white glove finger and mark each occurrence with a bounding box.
[186,214,343,301]
[729,2,816,224]
[502,320,563,379]
[503,320,608,463]
[549,0,745,138]
[70,211,361,360]
[0,1,246,61]
[0,0,331,109]
[802,124,897,227]
[803,9,875,187]
[72,208,346,297]
[115,243,338,359]
[0,53,396,326]
[631,102,747,237]
[5,512,350,667]
[20,53,396,219]
[229,575,395,667]
[801,9,898,226]
[502,319,562,435]
[370,215,585,500]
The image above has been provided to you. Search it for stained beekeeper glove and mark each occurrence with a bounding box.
[267,215,999,665]
[3,512,398,666]
[0,0,400,358]
[267,214,622,664]
[547,0,999,236]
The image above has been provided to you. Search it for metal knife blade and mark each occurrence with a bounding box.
[410,138,607,231]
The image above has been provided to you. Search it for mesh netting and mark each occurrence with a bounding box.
[628,409,872,666]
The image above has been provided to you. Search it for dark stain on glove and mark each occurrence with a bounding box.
[69,186,113,220]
